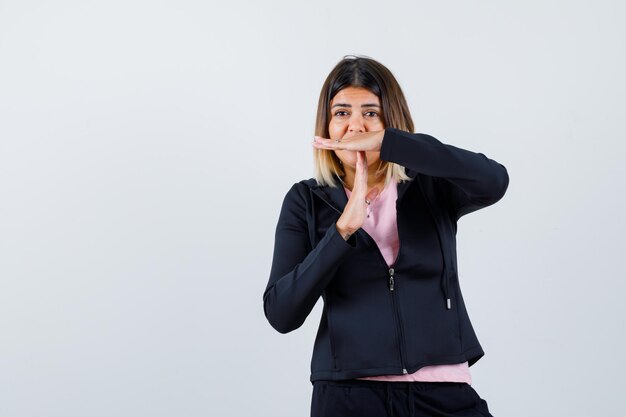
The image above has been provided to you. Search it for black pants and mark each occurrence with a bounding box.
[311,379,493,417]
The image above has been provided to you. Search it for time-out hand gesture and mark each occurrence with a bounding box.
[333,151,380,241]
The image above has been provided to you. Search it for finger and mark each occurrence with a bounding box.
[312,141,338,150]
[313,136,350,150]
[356,151,367,173]
[354,151,368,195]
[355,150,363,174]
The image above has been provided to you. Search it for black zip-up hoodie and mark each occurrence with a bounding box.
[263,128,509,383]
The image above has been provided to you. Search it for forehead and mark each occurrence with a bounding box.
[330,87,380,104]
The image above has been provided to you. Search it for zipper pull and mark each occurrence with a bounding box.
[388,268,395,291]
[402,368,408,374]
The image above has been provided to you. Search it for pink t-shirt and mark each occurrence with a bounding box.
[344,179,472,384]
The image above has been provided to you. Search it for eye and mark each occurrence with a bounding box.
[334,110,349,117]
[365,111,379,117]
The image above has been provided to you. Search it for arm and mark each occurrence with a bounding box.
[262,183,356,334]
[380,128,510,220]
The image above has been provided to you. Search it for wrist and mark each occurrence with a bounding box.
[335,220,355,241]
[378,129,386,149]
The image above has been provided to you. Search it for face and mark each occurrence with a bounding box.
[328,86,385,169]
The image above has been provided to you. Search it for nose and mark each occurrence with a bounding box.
[348,113,365,134]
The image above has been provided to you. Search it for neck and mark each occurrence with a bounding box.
[341,164,386,191]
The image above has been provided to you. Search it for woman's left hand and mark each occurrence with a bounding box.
[312,130,385,152]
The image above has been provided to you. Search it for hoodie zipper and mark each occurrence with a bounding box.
[312,189,408,375]
[388,267,408,374]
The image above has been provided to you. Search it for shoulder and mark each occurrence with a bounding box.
[405,174,455,217]
[279,178,318,208]
[286,177,318,195]
[275,178,321,228]
[297,177,319,189]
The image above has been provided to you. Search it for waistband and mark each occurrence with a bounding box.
[313,379,469,391]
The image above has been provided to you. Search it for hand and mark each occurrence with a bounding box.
[313,130,385,152]
[335,151,380,240]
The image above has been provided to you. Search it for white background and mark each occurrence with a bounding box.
[1,1,625,416]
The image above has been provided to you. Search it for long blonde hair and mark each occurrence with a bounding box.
[314,55,415,188]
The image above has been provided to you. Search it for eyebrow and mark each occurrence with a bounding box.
[331,103,381,109]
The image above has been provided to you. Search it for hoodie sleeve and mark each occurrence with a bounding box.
[380,127,510,221]
[262,182,357,334]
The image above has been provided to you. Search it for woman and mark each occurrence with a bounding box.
[263,55,509,417]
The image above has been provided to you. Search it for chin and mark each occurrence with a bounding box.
[335,150,381,169]
[333,151,354,167]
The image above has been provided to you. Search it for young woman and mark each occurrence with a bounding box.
[263,55,509,417]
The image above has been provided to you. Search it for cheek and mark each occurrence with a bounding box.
[366,151,381,165]
[328,118,354,138]
[328,123,343,140]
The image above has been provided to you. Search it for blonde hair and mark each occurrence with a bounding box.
[314,55,415,188]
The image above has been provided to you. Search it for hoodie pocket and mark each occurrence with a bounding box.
[328,287,401,371]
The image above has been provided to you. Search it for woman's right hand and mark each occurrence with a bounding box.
[335,151,380,241]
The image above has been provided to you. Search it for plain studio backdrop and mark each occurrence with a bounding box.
[1,1,624,416]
